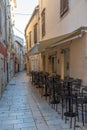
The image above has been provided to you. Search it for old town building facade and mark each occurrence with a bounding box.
[25,5,42,74]
[25,0,87,85]
[0,0,17,97]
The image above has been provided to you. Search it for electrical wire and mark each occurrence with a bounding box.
[14,13,32,15]
[14,27,24,35]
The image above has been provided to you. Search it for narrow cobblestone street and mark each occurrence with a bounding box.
[0,71,86,130]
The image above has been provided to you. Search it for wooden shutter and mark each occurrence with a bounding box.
[29,31,31,48]
[63,0,68,12]
[34,23,37,44]
[60,0,68,17]
[60,0,63,16]
[41,8,45,37]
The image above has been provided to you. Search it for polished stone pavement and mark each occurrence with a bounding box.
[0,71,86,130]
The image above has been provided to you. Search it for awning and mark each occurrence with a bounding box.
[38,26,87,51]
[27,43,40,56]
[27,26,87,56]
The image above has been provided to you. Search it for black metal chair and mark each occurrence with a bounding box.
[72,78,82,94]
[49,75,60,106]
[71,84,87,127]
[38,72,45,96]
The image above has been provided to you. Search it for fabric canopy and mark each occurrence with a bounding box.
[38,26,87,51]
[27,43,39,56]
[27,26,87,56]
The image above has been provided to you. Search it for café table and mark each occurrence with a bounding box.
[63,78,77,129]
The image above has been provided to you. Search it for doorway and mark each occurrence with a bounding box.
[61,48,70,79]
[52,56,57,74]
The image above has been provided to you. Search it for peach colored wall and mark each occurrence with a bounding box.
[44,34,87,84]
[84,34,87,84]
[70,35,86,81]
[39,0,87,41]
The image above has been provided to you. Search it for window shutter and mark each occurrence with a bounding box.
[26,36,28,51]
[34,23,37,44]
[60,0,63,16]
[60,0,69,17]
[63,0,68,12]
[29,31,31,48]
[41,8,45,37]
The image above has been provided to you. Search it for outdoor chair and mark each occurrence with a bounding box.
[72,78,82,94]
[71,85,87,126]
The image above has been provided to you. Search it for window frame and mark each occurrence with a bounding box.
[60,0,69,17]
[29,31,31,48]
[34,23,37,44]
[26,35,28,51]
[41,8,46,37]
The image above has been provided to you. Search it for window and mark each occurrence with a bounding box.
[41,8,45,37]
[25,36,28,51]
[29,31,31,48]
[60,0,69,17]
[34,23,37,44]
[0,9,2,33]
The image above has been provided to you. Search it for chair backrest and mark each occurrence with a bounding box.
[82,86,87,97]
[75,79,82,86]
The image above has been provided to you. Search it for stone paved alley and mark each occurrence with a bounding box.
[0,72,87,130]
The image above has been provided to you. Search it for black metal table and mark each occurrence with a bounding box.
[64,78,77,129]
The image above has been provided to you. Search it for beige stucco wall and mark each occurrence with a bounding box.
[25,7,42,72]
[43,34,87,84]
[38,0,87,84]
[25,1,87,85]
[39,0,87,40]
[84,34,87,84]
[25,9,39,51]
[70,35,86,80]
